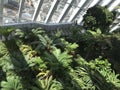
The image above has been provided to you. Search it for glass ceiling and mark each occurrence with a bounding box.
[0,0,120,29]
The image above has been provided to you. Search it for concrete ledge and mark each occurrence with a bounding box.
[0,22,83,40]
[1,22,74,31]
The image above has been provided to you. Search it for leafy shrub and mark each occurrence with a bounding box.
[0,27,15,41]
[1,76,23,90]
[0,28,120,90]
[83,5,115,33]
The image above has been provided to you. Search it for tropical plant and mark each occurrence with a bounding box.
[0,27,120,90]
[83,5,115,33]
[35,75,63,90]
[0,27,15,40]
[75,56,120,90]
[1,76,23,90]
[44,47,72,69]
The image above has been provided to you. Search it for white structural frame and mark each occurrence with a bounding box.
[106,0,116,8]
[110,13,120,32]
[68,0,93,22]
[77,0,104,24]
[110,23,120,32]
[77,0,98,24]
[100,0,112,7]
[108,0,120,11]
[44,0,60,23]
[0,0,3,25]
[17,0,25,22]
[32,0,44,21]
[0,0,119,32]
[57,0,74,23]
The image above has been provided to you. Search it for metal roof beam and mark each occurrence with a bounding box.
[0,0,3,25]
[17,0,25,22]
[110,23,120,32]
[44,0,60,23]
[77,0,99,24]
[57,0,74,23]
[108,0,120,11]
[97,0,103,5]
[106,0,116,7]
[100,0,112,7]
[32,0,44,21]
[68,0,93,22]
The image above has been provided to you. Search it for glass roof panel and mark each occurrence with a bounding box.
[0,0,119,25]
[36,0,53,22]
[3,0,19,23]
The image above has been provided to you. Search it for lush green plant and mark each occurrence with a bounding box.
[14,28,44,42]
[0,27,15,40]
[0,27,120,90]
[75,56,120,90]
[1,76,23,90]
[83,5,115,33]
[44,47,72,69]
[35,75,63,90]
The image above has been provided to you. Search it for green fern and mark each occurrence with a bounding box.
[35,75,63,90]
[1,76,23,90]
[44,47,72,68]
[0,27,14,40]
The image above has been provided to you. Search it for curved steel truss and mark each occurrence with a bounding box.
[0,0,120,31]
